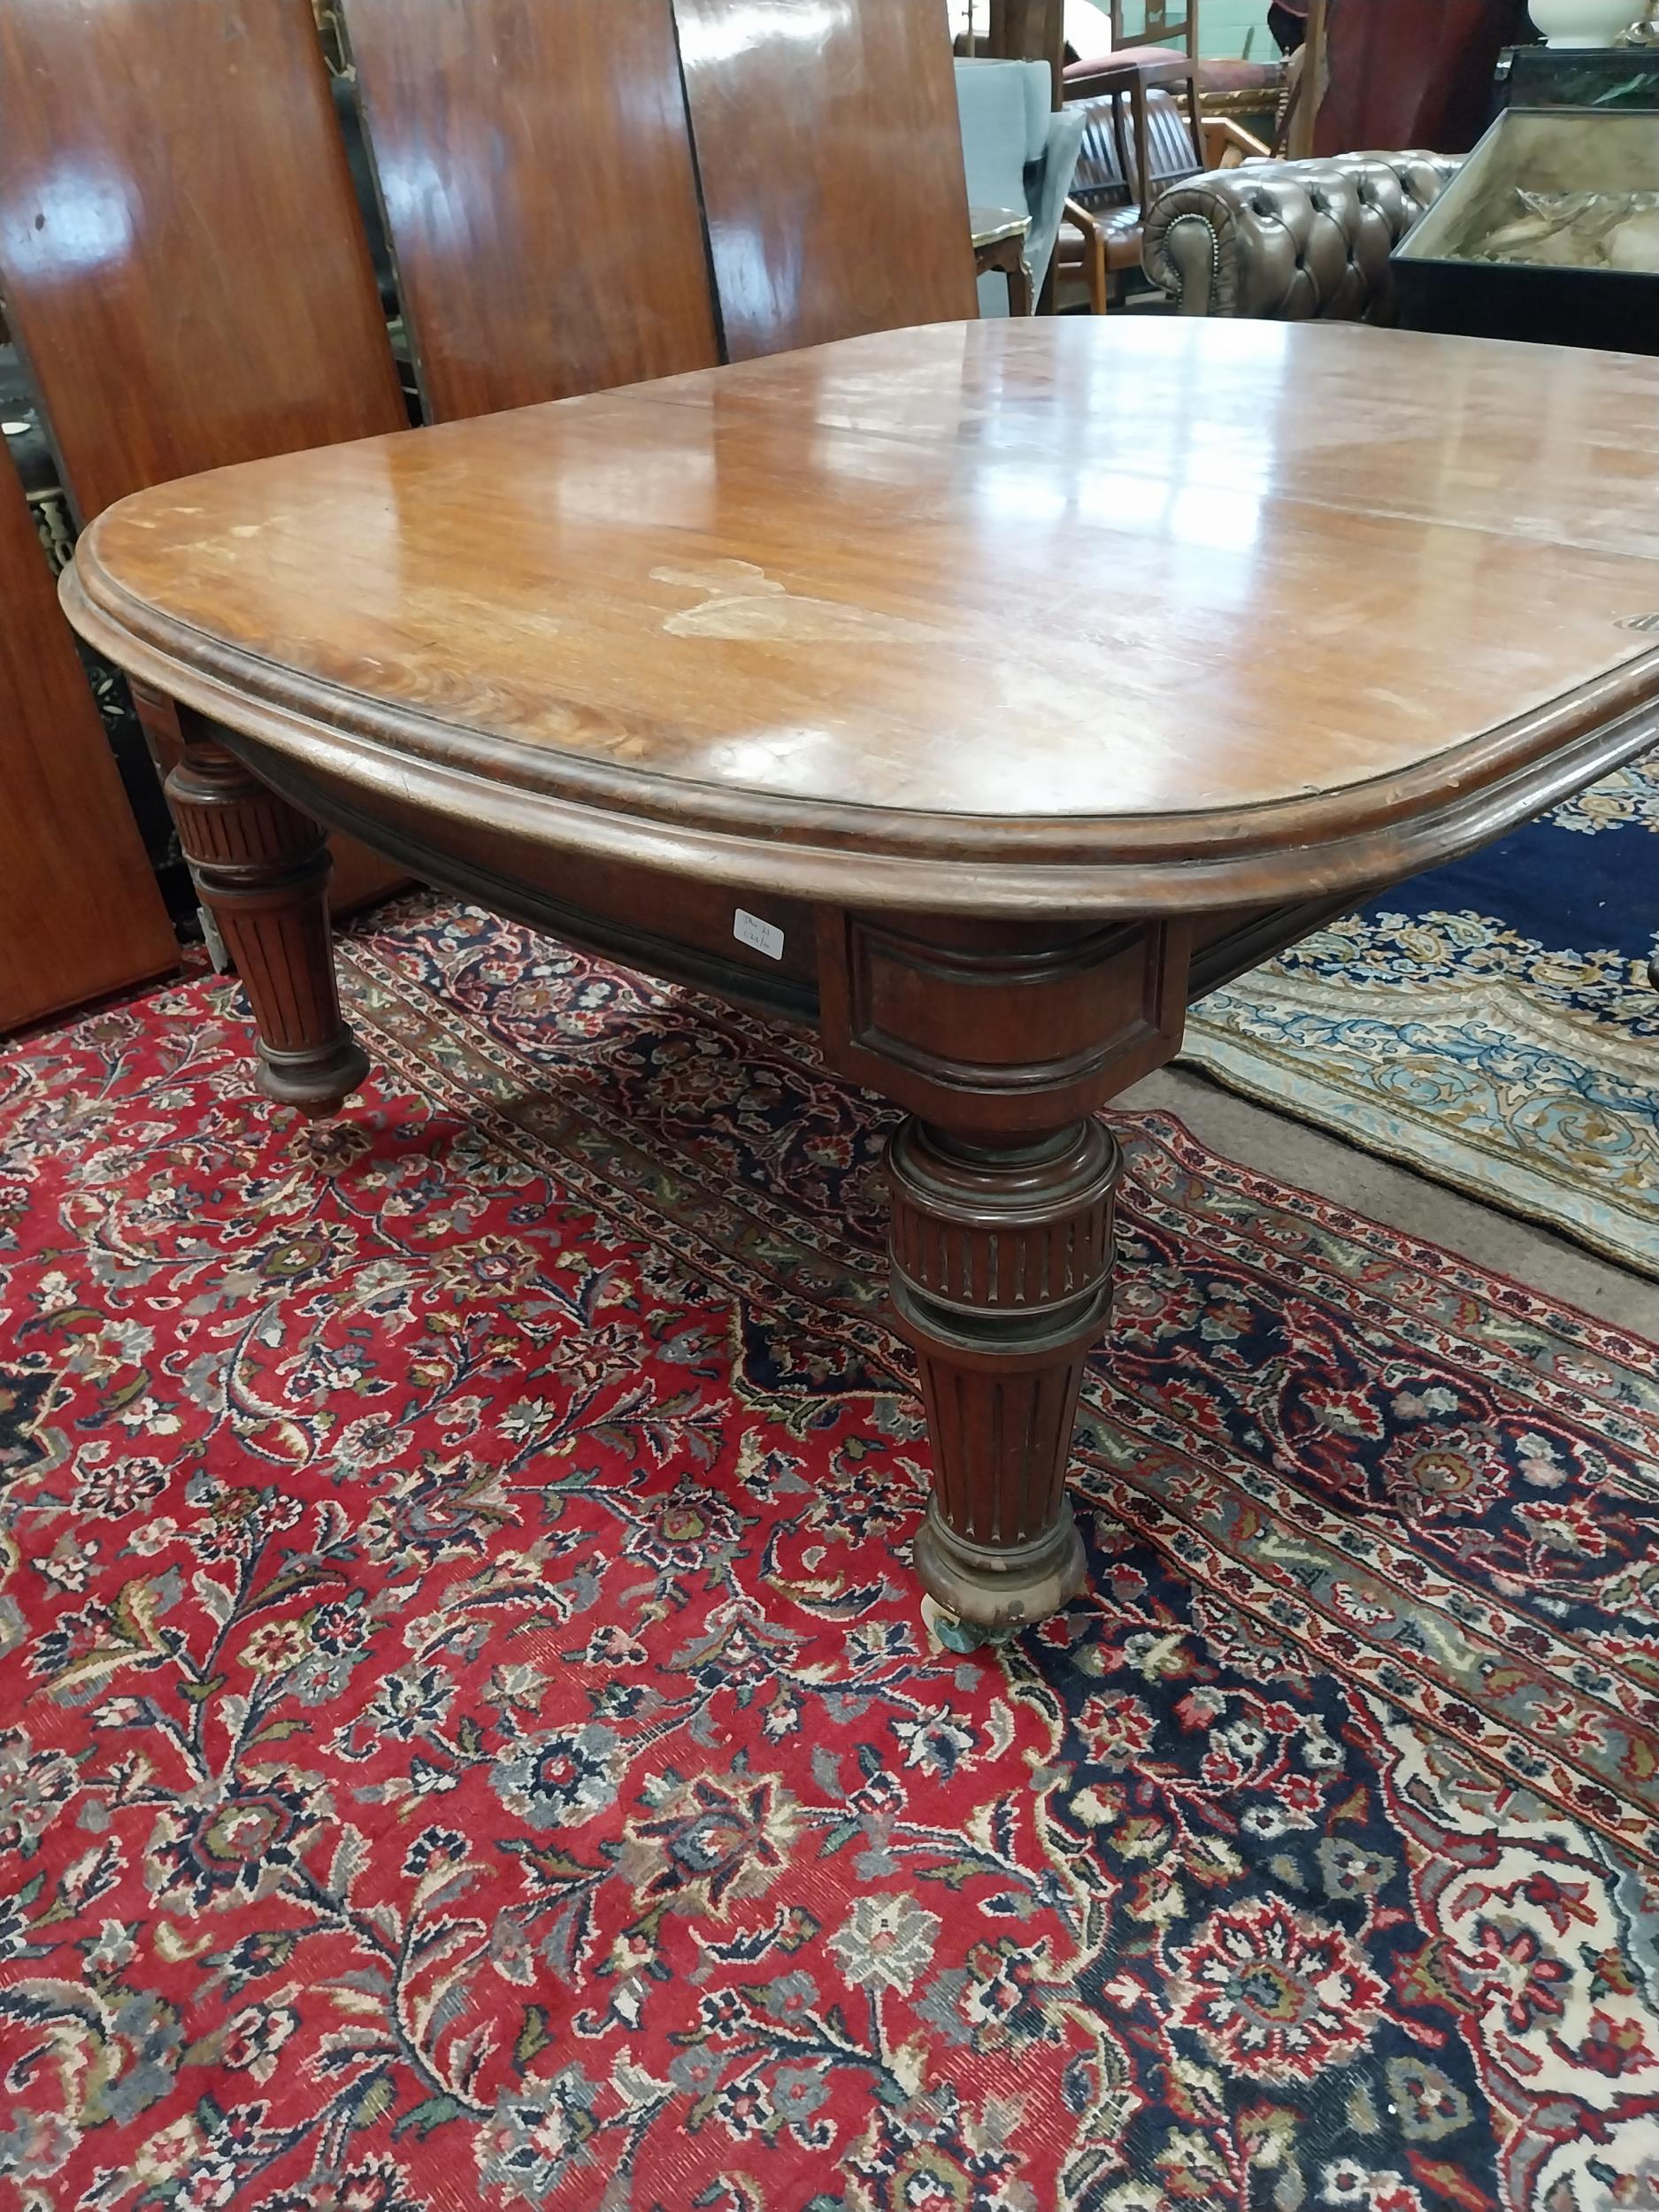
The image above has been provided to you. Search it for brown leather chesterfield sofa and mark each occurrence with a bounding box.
[1141,150,1463,319]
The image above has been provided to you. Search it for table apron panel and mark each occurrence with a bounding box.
[818,909,1193,1134]
[231,735,821,1025]
[218,728,1418,1120]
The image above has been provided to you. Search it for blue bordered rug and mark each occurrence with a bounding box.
[1184,751,1659,1277]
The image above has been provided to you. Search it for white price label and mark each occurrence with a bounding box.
[733,908,785,961]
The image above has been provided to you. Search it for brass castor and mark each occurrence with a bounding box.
[922,1595,1024,1655]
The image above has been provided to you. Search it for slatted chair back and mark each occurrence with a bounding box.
[1110,0,1199,58]
[1071,94,1136,210]
[340,0,720,422]
[672,0,979,361]
[1139,84,1207,196]
[1071,86,1198,211]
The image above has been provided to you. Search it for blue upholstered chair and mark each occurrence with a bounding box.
[954,59,1087,312]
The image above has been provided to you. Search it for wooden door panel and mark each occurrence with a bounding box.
[0,0,408,522]
[0,0,412,912]
[672,0,979,359]
[342,0,719,421]
[0,458,176,1032]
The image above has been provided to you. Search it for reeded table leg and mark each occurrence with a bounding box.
[818,907,1192,1640]
[887,1117,1119,1641]
[165,715,368,1115]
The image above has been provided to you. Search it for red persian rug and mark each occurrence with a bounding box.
[1,898,1656,2212]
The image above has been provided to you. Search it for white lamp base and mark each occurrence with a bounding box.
[1528,1,1640,42]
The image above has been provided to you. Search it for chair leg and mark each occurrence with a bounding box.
[165,710,370,1116]
[1087,237,1109,314]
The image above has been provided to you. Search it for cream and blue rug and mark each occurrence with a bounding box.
[1185,753,1659,1277]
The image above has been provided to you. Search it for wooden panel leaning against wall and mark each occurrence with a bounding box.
[0,0,412,919]
[341,0,720,422]
[0,446,177,1032]
[672,0,980,359]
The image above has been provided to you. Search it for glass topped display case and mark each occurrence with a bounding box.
[1393,105,1659,353]
[1495,42,1659,113]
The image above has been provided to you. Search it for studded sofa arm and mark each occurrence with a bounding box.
[1141,152,1463,322]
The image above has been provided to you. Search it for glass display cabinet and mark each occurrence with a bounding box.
[1393,104,1659,353]
[1495,42,1659,113]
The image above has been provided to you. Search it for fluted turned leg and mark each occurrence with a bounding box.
[165,719,368,1116]
[887,1117,1120,1642]
[817,907,1188,1636]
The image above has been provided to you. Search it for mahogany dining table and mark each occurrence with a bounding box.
[61,317,1659,1647]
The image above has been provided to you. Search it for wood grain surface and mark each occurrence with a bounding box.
[0,459,175,1030]
[342,0,719,421]
[672,0,979,358]
[0,0,411,913]
[66,319,1659,914]
[0,0,406,524]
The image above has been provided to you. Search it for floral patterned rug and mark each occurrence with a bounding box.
[1184,754,1659,1276]
[2,900,1658,2212]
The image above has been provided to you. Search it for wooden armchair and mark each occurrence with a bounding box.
[1067,0,1288,147]
[1055,58,1269,311]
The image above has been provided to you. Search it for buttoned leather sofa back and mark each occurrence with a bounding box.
[1142,151,1463,319]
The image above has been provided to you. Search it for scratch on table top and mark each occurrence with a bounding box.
[651,559,941,646]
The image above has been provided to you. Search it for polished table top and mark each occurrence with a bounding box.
[67,318,1659,914]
